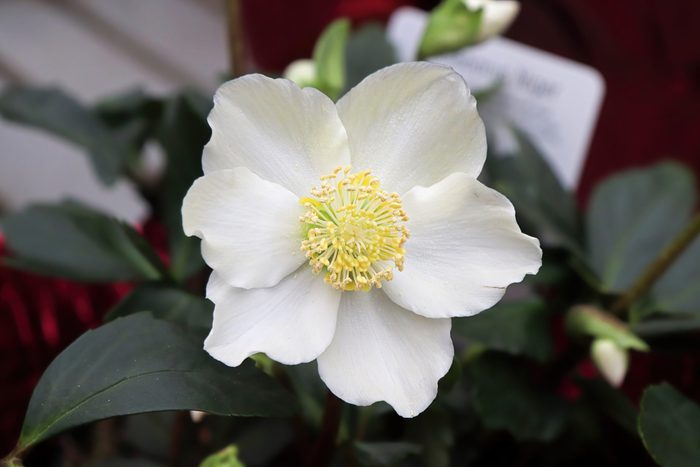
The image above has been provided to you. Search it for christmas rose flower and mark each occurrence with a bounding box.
[182,62,541,417]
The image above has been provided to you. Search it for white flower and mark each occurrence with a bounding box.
[464,0,520,44]
[182,62,541,417]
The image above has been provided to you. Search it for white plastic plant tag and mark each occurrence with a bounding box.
[388,7,605,189]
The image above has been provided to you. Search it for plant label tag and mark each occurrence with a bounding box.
[387,7,605,189]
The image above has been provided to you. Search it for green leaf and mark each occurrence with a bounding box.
[312,18,350,100]
[200,445,245,467]
[566,306,649,351]
[578,378,638,434]
[105,282,213,331]
[651,235,700,315]
[638,383,700,467]
[469,353,567,442]
[405,407,453,467]
[452,299,553,362]
[94,89,162,122]
[417,0,483,60]
[0,86,130,185]
[1,202,165,282]
[354,442,421,467]
[633,316,700,337]
[156,91,211,282]
[345,23,397,91]
[488,131,581,253]
[284,362,326,428]
[93,89,163,161]
[586,162,696,292]
[17,313,297,451]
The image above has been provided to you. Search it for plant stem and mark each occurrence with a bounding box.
[611,212,700,315]
[310,392,343,467]
[226,0,247,78]
[1,447,24,467]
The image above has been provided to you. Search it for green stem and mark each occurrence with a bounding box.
[1,447,25,467]
[611,212,700,315]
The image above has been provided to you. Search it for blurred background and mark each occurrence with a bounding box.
[1,0,698,220]
[1,0,699,462]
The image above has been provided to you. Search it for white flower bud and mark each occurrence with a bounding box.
[591,338,629,387]
[190,410,207,423]
[282,59,318,89]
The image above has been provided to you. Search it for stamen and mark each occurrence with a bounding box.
[300,166,409,291]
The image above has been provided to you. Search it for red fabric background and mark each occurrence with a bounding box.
[241,0,700,203]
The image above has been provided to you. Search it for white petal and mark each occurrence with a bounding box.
[478,1,520,42]
[317,291,453,418]
[204,269,341,366]
[182,167,304,289]
[383,173,541,318]
[203,74,351,197]
[336,62,486,194]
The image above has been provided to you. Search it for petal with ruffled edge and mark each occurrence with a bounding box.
[203,74,351,197]
[383,173,541,318]
[317,291,453,418]
[204,269,341,366]
[336,62,486,195]
[182,167,304,289]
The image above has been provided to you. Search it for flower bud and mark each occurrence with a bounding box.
[465,0,520,43]
[418,0,520,59]
[565,305,649,352]
[283,59,318,89]
[190,410,207,423]
[591,338,629,387]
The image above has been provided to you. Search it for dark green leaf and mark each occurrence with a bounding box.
[633,316,700,337]
[1,202,165,282]
[0,86,130,185]
[469,353,567,441]
[586,162,696,292]
[94,89,163,159]
[405,407,453,467]
[94,89,162,123]
[105,282,213,331]
[354,442,421,467]
[234,419,294,467]
[578,378,638,434]
[651,235,700,315]
[638,383,700,467]
[284,362,326,428]
[18,313,297,450]
[488,131,581,253]
[345,23,397,91]
[453,299,553,362]
[156,91,211,281]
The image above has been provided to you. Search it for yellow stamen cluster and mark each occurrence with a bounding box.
[300,166,409,291]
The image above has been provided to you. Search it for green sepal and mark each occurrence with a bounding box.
[565,305,649,351]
